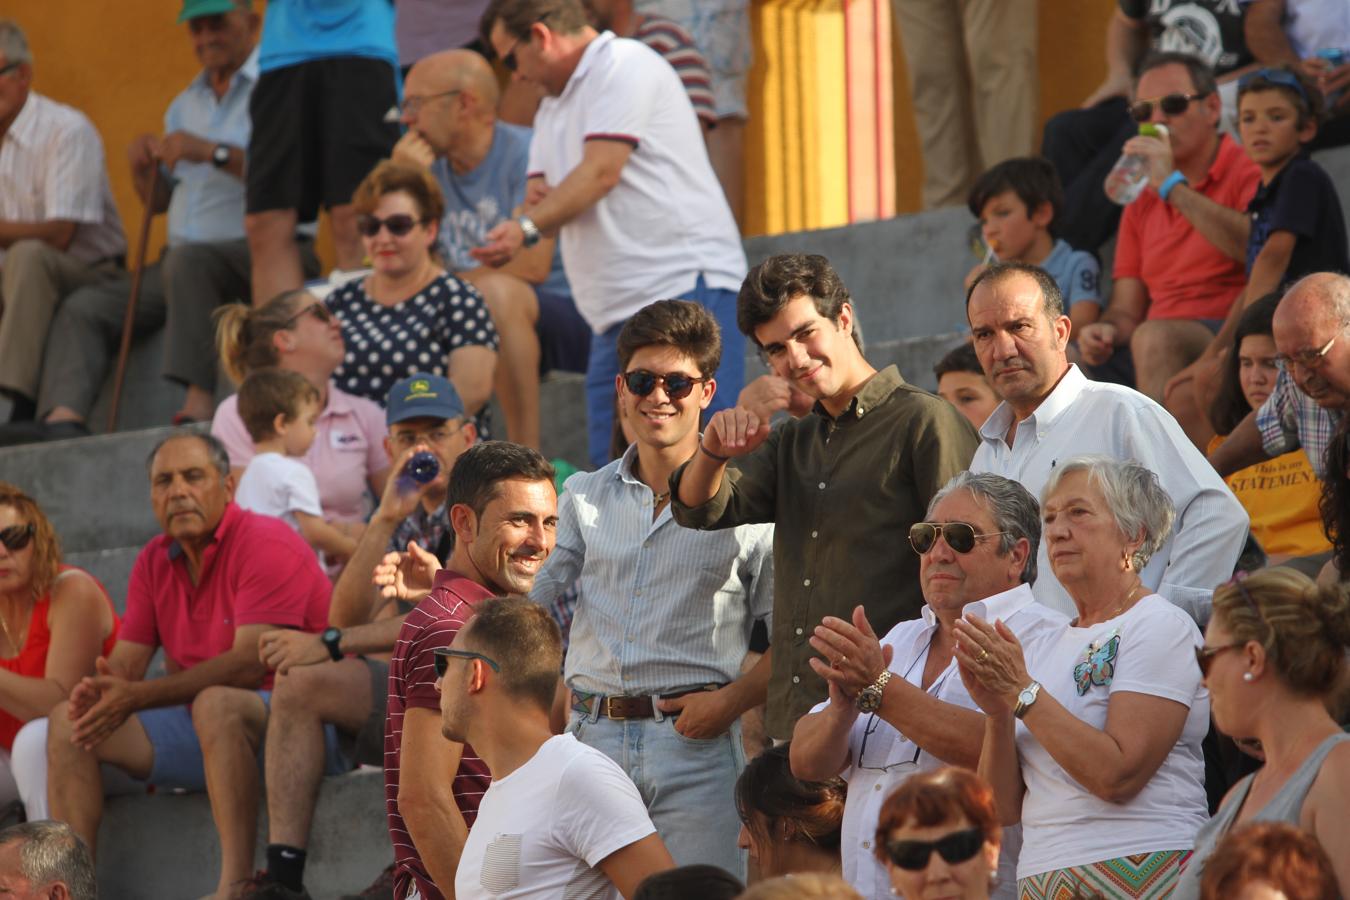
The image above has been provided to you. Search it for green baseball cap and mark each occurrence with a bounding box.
[177,0,247,23]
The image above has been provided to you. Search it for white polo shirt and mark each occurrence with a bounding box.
[812,583,1067,900]
[527,31,746,333]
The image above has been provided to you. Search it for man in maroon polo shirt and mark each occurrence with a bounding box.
[44,432,330,899]
[384,440,558,900]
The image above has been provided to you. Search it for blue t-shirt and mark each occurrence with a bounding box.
[1245,155,1350,284]
[259,0,398,73]
[1040,238,1102,310]
[432,121,572,299]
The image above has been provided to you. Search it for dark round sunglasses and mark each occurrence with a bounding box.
[356,213,427,238]
[622,370,708,401]
[0,524,36,552]
[884,827,985,871]
[1129,91,1210,123]
[908,522,1009,555]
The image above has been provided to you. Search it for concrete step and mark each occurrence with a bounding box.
[97,767,390,900]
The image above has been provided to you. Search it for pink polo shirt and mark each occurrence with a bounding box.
[120,503,331,688]
[212,381,390,523]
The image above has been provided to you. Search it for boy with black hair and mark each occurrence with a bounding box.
[933,342,1000,430]
[964,157,1102,340]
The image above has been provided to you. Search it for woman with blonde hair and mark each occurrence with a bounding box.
[325,159,497,423]
[211,287,390,532]
[0,483,119,818]
[1171,568,1350,898]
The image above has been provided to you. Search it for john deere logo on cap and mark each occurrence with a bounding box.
[409,379,434,398]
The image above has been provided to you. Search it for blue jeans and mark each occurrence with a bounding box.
[584,276,746,469]
[567,707,747,879]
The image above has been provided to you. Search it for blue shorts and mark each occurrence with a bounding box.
[137,691,347,790]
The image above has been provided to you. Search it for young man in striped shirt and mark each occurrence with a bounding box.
[529,299,773,879]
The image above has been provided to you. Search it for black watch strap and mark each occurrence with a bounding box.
[321,627,343,662]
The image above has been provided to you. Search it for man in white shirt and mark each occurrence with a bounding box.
[439,597,675,900]
[790,472,1067,900]
[0,19,126,424]
[965,262,1246,623]
[475,0,747,468]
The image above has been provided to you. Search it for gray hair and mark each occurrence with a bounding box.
[1042,455,1175,571]
[145,429,232,480]
[0,821,96,900]
[0,20,31,67]
[926,471,1041,583]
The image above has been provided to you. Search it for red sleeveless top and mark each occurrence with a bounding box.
[0,566,120,750]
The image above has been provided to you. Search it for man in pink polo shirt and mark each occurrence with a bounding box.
[44,431,330,900]
[1078,51,1261,443]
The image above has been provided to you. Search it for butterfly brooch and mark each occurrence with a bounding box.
[1073,631,1120,696]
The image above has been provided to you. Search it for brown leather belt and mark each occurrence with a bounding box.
[572,684,726,720]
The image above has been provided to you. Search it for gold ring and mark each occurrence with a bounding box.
[978,649,990,663]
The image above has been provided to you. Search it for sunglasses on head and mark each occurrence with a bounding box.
[0,524,35,552]
[622,370,708,401]
[355,214,426,238]
[908,522,1009,555]
[884,827,985,871]
[433,647,501,679]
[1129,91,1211,122]
[1237,68,1311,105]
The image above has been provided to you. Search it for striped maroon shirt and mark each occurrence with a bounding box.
[634,15,717,127]
[385,569,494,900]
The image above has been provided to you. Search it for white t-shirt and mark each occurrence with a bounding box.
[810,584,1067,900]
[234,452,324,535]
[1015,594,1210,879]
[527,31,746,333]
[455,734,658,900]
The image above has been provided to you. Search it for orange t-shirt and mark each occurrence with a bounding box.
[0,566,120,750]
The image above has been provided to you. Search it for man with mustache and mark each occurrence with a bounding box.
[379,441,558,900]
[965,262,1245,623]
[44,432,331,899]
[672,253,978,743]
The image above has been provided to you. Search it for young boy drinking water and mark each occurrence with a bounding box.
[235,368,361,563]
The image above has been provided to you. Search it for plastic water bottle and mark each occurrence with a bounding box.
[1105,124,1167,206]
[396,451,440,493]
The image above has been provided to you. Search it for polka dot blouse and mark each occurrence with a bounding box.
[327,272,500,407]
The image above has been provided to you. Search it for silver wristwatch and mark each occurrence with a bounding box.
[1013,680,1041,719]
[517,215,541,248]
[212,143,231,169]
[855,670,892,713]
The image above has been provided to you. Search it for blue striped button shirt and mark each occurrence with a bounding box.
[531,444,775,696]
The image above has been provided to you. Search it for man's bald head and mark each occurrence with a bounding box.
[1272,272,1350,411]
[407,49,500,110]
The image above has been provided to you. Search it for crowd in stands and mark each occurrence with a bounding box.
[1,0,1350,899]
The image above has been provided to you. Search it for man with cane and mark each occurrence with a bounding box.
[0,0,319,446]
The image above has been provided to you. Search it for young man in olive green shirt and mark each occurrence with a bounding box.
[671,253,978,739]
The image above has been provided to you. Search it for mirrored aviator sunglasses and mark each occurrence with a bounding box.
[884,827,985,871]
[356,213,421,238]
[622,370,705,400]
[0,524,35,552]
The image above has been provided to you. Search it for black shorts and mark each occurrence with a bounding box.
[246,56,400,219]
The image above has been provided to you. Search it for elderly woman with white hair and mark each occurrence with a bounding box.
[954,456,1210,900]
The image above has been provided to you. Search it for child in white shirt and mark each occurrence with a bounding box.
[234,368,359,561]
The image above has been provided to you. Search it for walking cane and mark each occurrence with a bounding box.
[106,164,159,434]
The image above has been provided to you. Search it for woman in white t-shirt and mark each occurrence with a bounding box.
[954,456,1210,900]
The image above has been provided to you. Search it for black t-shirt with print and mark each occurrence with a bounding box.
[1119,0,1253,76]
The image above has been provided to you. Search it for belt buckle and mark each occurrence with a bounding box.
[604,697,627,720]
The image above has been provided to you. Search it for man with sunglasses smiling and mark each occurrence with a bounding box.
[791,472,1066,900]
[529,300,773,879]
[475,0,747,470]
[244,372,476,899]
[1076,52,1260,435]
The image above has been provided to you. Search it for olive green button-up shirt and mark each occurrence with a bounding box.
[670,366,978,739]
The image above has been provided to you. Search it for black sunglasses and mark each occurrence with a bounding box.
[0,524,35,552]
[908,522,1009,555]
[356,213,427,238]
[884,827,985,871]
[500,16,549,71]
[283,301,335,329]
[433,647,501,678]
[622,370,708,401]
[1129,91,1211,122]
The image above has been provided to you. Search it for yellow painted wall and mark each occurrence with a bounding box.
[9,0,1115,256]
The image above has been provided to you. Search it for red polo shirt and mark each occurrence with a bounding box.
[385,568,495,900]
[120,503,331,687]
[1114,134,1260,321]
